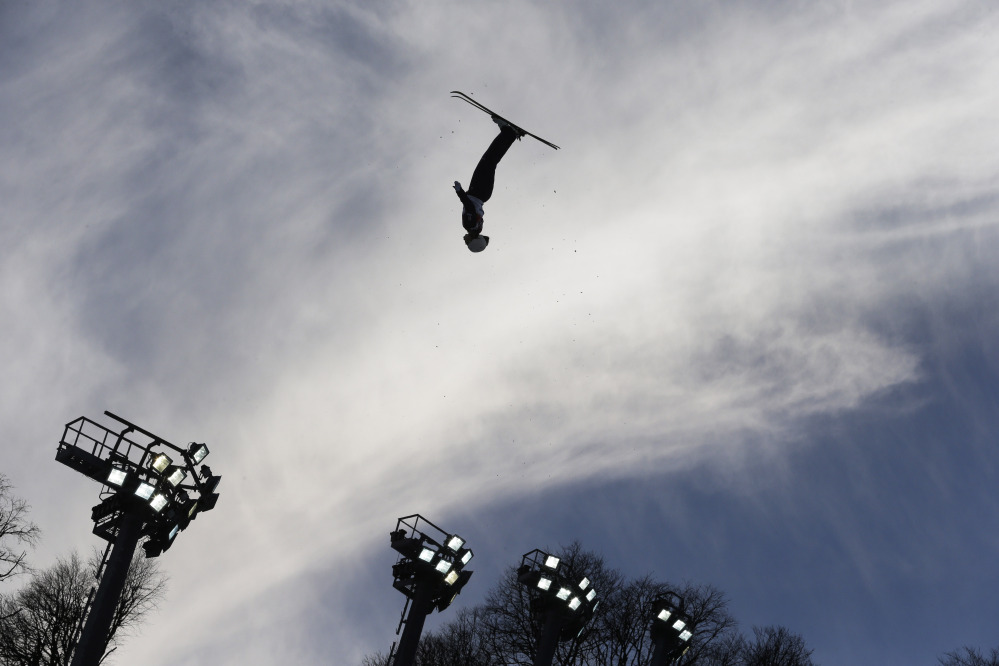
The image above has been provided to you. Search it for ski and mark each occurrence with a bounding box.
[450,91,560,150]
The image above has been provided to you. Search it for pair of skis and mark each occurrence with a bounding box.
[450,90,560,150]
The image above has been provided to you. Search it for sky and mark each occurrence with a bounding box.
[1,1,998,664]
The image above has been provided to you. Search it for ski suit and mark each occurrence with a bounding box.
[454,126,519,249]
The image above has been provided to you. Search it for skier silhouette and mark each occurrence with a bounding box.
[453,117,525,253]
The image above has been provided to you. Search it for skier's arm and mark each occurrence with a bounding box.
[453,181,473,208]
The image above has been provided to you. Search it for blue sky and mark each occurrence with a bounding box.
[2,1,997,664]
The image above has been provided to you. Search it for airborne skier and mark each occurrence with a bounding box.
[453,119,524,253]
[451,91,559,253]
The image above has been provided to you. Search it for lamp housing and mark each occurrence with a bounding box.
[150,453,172,473]
[165,466,187,487]
[149,493,169,512]
[107,467,128,487]
[188,442,209,464]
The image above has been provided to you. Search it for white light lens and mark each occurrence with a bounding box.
[151,454,172,473]
[166,468,187,486]
[578,577,590,590]
[444,570,459,585]
[135,482,155,500]
[556,587,571,600]
[680,630,693,641]
[673,619,686,631]
[568,597,581,610]
[169,525,180,540]
[461,550,473,565]
[586,589,596,602]
[658,609,671,622]
[435,559,452,574]
[107,469,127,486]
[446,535,464,551]
[190,444,209,464]
[418,548,435,562]
[149,494,168,512]
[537,577,553,591]
[544,555,560,570]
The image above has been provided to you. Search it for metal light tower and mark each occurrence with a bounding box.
[55,411,221,666]
[387,514,474,666]
[517,549,599,666]
[650,593,693,666]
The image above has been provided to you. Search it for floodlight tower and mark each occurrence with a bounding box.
[517,549,599,666]
[388,514,474,666]
[650,593,694,666]
[55,411,221,666]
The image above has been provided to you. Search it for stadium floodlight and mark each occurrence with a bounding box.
[517,549,600,666]
[388,514,474,666]
[651,593,693,666]
[106,468,127,487]
[150,453,172,473]
[188,442,209,464]
[165,466,187,486]
[55,411,221,666]
[437,570,472,613]
[149,494,169,512]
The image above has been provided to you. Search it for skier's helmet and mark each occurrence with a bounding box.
[465,234,489,253]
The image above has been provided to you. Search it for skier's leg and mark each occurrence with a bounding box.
[466,127,518,203]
